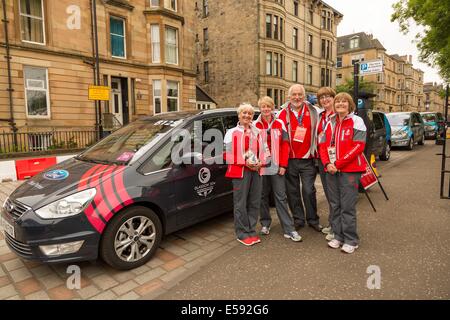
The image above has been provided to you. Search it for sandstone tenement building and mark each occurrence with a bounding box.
[194,0,343,108]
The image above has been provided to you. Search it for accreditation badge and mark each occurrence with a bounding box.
[293,126,307,143]
[327,146,337,164]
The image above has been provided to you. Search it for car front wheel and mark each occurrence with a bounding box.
[379,143,391,161]
[418,133,425,145]
[100,206,162,270]
[407,137,414,150]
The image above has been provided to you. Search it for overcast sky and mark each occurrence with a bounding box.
[325,0,442,84]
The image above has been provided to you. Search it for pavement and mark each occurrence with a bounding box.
[155,140,450,300]
[0,141,448,300]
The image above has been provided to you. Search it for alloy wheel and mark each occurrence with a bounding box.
[114,216,156,262]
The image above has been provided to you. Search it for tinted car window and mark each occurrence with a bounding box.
[422,113,436,122]
[223,115,239,131]
[412,113,422,124]
[198,117,225,157]
[373,113,384,130]
[201,117,225,137]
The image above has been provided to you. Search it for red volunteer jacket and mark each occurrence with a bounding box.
[277,102,320,159]
[254,114,290,171]
[316,110,334,158]
[319,113,367,173]
[223,124,266,179]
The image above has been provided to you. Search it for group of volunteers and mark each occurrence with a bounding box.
[223,84,367,254]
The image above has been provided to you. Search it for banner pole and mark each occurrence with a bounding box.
[363,188,377,212]
[363,154,389,200]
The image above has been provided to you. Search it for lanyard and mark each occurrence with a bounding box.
[330,121,339,147]
[263,115,276,133]
[291,103,307,127]
[322,114,328,131]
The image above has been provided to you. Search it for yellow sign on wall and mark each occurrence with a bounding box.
[88,85,110,101]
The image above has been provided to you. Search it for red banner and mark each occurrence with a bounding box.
[360,155,378,190]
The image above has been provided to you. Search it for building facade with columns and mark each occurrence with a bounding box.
[195,0,343,108]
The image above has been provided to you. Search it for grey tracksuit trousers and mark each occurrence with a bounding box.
[260,174,295,234]
[326,172,361,246]
[232,170,263,240]
[285,158,320,227]
[317,160,333,226]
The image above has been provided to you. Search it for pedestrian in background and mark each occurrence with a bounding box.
[224,103,265,246]
[254,96,302,242]
[319,92,367,254]
[278,84,323,233]
[315,87,336,241]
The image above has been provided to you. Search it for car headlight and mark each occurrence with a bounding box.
[2,197,8,209]
[35,188,96,219]
[393,131,408,139]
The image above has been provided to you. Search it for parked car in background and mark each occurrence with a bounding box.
[366,110,391,161]
[386,112,425,150]
[420,112,446,144]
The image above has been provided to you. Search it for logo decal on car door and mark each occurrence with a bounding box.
[195,167,215,197]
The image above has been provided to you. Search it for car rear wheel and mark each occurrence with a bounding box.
[418,133,425,145]
[406,137,414,150]
[100,206,162,270]
[379,143,391,161]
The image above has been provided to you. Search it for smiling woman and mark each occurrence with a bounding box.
[224,103,266,246]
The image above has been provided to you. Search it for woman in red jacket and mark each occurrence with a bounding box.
[224,103,265,246]
[316,87,336,241]
[255,96,301,242]
[319,92,366,254]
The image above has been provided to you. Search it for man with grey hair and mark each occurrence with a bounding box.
[277,84,323,232]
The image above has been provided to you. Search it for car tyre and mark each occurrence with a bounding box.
[406,137,414,150]
[379,143,391,161]
[418,133,425,145]
[100,206,162,270]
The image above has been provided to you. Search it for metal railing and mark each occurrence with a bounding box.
[0,130,98,157]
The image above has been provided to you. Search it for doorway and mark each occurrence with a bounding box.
[111,77,129,125]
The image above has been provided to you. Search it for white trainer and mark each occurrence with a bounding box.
[341,243,359,254]
[327,239,342,249]
[260,226,270,235]
[322,226,332,234]
[283,231,302,242]
[325,233,335,241]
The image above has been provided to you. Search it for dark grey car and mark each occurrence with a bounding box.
[1,109,244,270]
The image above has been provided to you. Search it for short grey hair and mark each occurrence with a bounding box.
[237,102,254,115]
[288,84,305,97]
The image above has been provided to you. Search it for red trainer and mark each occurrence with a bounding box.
[251,236,261,244]
[237,237,254,246]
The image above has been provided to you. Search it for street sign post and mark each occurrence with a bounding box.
[359,59,383,76]
[88,85,110,101]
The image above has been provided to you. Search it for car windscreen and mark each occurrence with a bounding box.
[386,114,410,127]
[76,118,184,165]
[421,113,436,122]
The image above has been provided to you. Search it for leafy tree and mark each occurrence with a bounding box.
[336,77,376,95]
[391,0,450,81]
